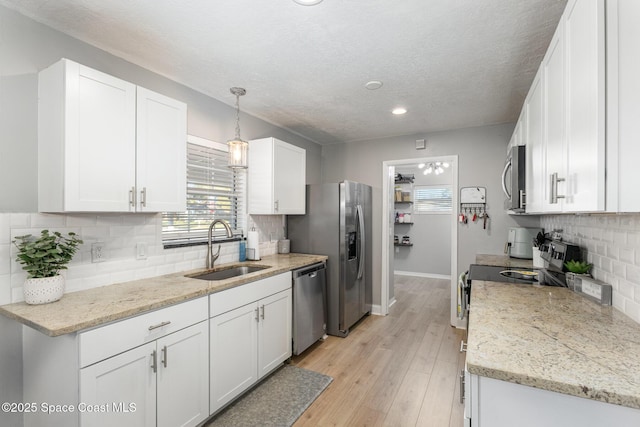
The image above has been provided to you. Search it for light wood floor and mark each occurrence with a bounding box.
[291,275,466,427]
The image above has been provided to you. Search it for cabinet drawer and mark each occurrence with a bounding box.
[79,297,208,368]
[210,272,292,318]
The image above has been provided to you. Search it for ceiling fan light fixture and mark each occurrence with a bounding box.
[227,87,248,169]
[423,161,450,175]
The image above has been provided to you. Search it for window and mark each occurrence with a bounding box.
[413,185,452,214]
[162,136,246,246]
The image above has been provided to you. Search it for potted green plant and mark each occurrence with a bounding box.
[13,230,83,304]
[564,260,593,291]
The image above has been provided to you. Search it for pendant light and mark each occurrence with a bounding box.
[227,87,248,169]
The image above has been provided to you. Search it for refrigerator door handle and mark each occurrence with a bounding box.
[356,204,365,280]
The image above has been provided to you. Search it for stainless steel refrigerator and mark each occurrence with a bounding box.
[288,181,372,337]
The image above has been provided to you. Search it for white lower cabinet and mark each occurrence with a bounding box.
[80,342,157,427]
[468,373,640,427]
[209,272,292,414]
[23,297,209,427]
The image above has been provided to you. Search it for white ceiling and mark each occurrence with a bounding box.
[1,0,567,145]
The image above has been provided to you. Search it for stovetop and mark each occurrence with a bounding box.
[467,264,566,287]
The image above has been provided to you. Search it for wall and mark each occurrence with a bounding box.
[394,166,452,276]
[322,123,541,307]
[0,7,322,424]
[541,214,640,324]
[0,5,322,213]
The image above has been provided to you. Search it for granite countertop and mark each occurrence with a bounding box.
[466,280,640,409]
[0,253,327,337]
[475,253,534,269]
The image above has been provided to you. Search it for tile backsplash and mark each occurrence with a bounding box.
[0,213,285,305]
[541,214,640,323]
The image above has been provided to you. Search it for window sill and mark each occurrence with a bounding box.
[163,236,242,250]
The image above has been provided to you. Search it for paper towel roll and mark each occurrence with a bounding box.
[247,230,260,260]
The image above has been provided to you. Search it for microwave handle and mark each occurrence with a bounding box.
[501,159,512,199]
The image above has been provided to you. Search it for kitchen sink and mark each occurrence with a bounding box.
[188,265,270,281]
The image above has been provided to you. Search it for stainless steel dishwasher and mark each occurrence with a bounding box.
[292,262,327,355]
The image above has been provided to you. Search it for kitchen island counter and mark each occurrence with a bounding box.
[0,253,326,337]
[467,280,640,410]
[475,253,534,268]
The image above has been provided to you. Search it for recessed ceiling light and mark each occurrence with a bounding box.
[392,108,407,115]
[293,0,323,5]
[365,80,383,90]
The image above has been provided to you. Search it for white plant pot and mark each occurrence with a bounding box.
[23,275,65,305]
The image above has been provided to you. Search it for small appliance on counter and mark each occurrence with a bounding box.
[505,227,542,259]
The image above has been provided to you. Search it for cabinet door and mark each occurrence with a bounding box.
[157,321,209,427]
[525,71,544,213]
[607,0,640,212]
[136,87,187,212]
[273,140,306,214]
[210,302,259,414]
[258,289,292,379]
[80,342,156,427]
[564,0,605,212]
[542,23,566,213]
[64,61,137,211]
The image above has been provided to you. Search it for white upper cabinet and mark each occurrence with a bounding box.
[563,0,605,212]
[542,21,566,213]
[38,59,187,213]
[606,0,640,212]
[516,0,606,214]
[525,70,544,214]
[248,137,306,215]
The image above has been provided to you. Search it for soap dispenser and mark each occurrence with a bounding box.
[239,234,246,262]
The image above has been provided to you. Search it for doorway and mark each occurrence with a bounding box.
[381,156,461,328]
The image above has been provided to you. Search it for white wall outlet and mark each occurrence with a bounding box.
[91,242,105,263]
[136,242,148,260]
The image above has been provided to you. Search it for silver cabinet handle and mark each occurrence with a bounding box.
[129,186,136,208]
[255,308,260,322]
[140,187,147,208]
[459,340,467,353]
[161,345,168,368]
[148,320,171,331]
[549,172,565,204]
[260,305,265,320]
[151,350,157,373]
[274,200,279,212]
[459,369,465,404]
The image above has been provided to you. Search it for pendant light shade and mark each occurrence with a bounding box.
[228,87,248,169]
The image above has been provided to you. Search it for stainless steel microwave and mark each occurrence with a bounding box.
[502,145,526,212]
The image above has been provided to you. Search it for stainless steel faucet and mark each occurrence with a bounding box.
[207,219,234,269]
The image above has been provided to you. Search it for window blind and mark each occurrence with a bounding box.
[162,138,246,245]
[413,185,452,214]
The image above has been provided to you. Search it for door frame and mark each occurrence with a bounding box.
[380,156,460,327]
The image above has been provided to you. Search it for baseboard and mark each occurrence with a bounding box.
[394,271,452,280]
[370,304,383,315]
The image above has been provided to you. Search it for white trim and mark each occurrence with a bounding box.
[394,271,451,280]
[187,134,228,152]
[382,155,459,327]
[370,304,384,316]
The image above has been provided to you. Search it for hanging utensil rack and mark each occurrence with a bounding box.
[459,187,489,228]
